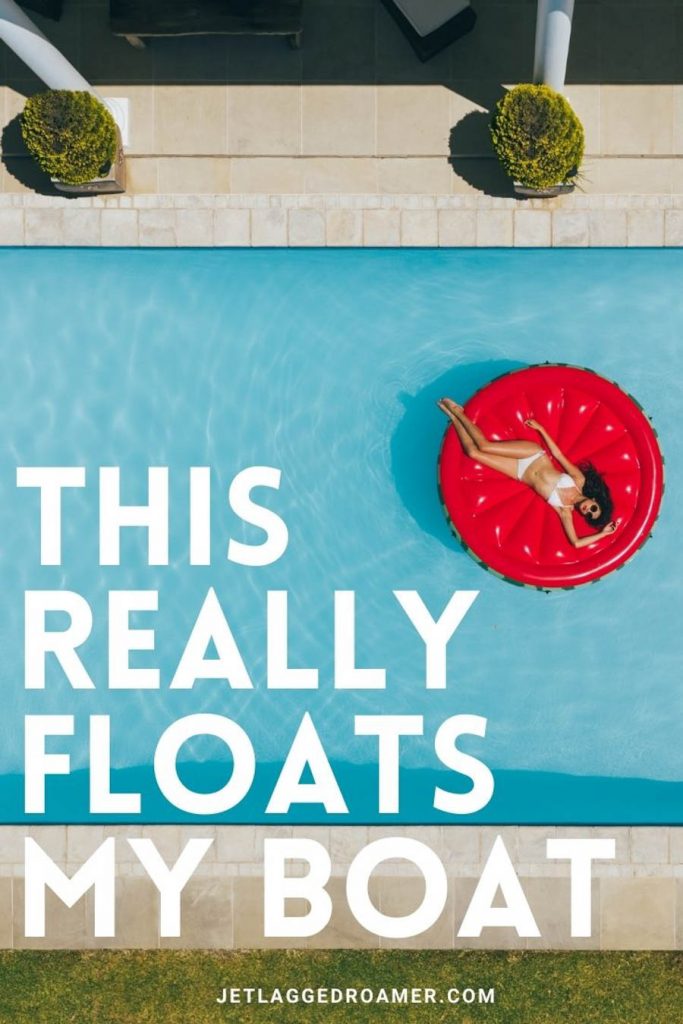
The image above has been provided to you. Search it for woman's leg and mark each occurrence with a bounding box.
[441,399,541,459]
[439,402,519,481]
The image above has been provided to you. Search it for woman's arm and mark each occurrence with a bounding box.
[525,418,584,487]
[557,508,618,548]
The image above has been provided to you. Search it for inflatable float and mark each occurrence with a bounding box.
[437,364,664,589]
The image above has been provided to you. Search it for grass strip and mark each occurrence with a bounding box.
[0,949,681,1024]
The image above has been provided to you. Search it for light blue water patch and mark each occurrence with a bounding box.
[0,247,681,824]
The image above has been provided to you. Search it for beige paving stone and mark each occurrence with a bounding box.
[14,879,89,950]
[302,87,376,157]
[0,828,27,866]
[479,828,519,861]
[290,827,332,850]
[441,827,480,865]
[329,827,369,867]
[675,87,683,156]
[102,827,149,860]
[126,157,159,194]
[289,208,325,246]
[0,879,11,947]
[0,207,24,244]
[139,208,177,246]
[597,158,675,195]
[517,827,558,863]
[226,33,302,83]
[0,165,34,195]
[630,828,670,864]
[101,209,139,246]
[476,210,513,247]
[363,209,400,246]
[62,209,102,246]
[664,209,683,246]
[0,87,27,154]
[142,826,217,864]
[216,827,279,865]
[449,162,503,195]
[377,86,452,157]
[588,209,628,246]
[158,158,231,195]
[452,877,525,950]
[563,86,601,155]
[99,86,155,157]
[359,829,445,878]
[601,879,676,950]
[401,209,438,246]
[449,86,489,156]
[27,826,67,863]
[25,209,64,246]
[438,209,477,247]
[627,209,665,246]
[378,875,455,949]
[214,208,251,245]
[552,210,590,246]
[233,876,379,949]
[231,158,305,194]
[514,209,552,247]
[228,86,301,156]
[677,879,683,950]
[85,878,159,950]
[300,875,381,949]
[326,208,363,246]
[175,209,214,246]
[155,86,228,156]
[670,828,683,866]
[379,158,452,195]
[602,87,673,156]
[303,158,378,194]
[251,207,288,246]
[161,879,232,949]
[525,878,600,950]
[589,827,630,867]
[66,827,106,865]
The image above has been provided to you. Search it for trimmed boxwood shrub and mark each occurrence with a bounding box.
[490,84,584,190]
[21,90,117,185]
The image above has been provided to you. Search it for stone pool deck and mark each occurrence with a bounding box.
[1,826,681,950]
[2,192,683,247]
[2,1,683,198]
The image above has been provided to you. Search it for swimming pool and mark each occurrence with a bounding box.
[1,247,680,824]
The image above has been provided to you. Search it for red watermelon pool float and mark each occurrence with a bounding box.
[437,364,664,589]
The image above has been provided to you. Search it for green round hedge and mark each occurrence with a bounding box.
[21,90,117,185]
[490,84,584,190]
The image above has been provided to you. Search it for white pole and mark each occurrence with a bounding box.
[533,0,575,93]
[0,0,95,92]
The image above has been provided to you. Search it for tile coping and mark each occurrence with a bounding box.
[1,825,681,949]
[0,194,683,247]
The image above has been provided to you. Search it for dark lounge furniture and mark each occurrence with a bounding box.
[380,0,476,62]
[110,0,304,49]
[20,0,63,19]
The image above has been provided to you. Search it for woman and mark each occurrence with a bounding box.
[437,398,617,549]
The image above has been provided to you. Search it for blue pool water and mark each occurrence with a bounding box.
[0,247,681,824]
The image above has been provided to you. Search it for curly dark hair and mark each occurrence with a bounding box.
[577,462,613,530]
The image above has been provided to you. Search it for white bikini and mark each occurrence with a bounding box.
[516,449,544,480]
[516,450,577,508]
[546,473,578,508]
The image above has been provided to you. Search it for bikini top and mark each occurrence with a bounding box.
[547,473,577,509]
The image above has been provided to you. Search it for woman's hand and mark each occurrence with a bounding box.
[525,418,542,431]
[602,521,618,535]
